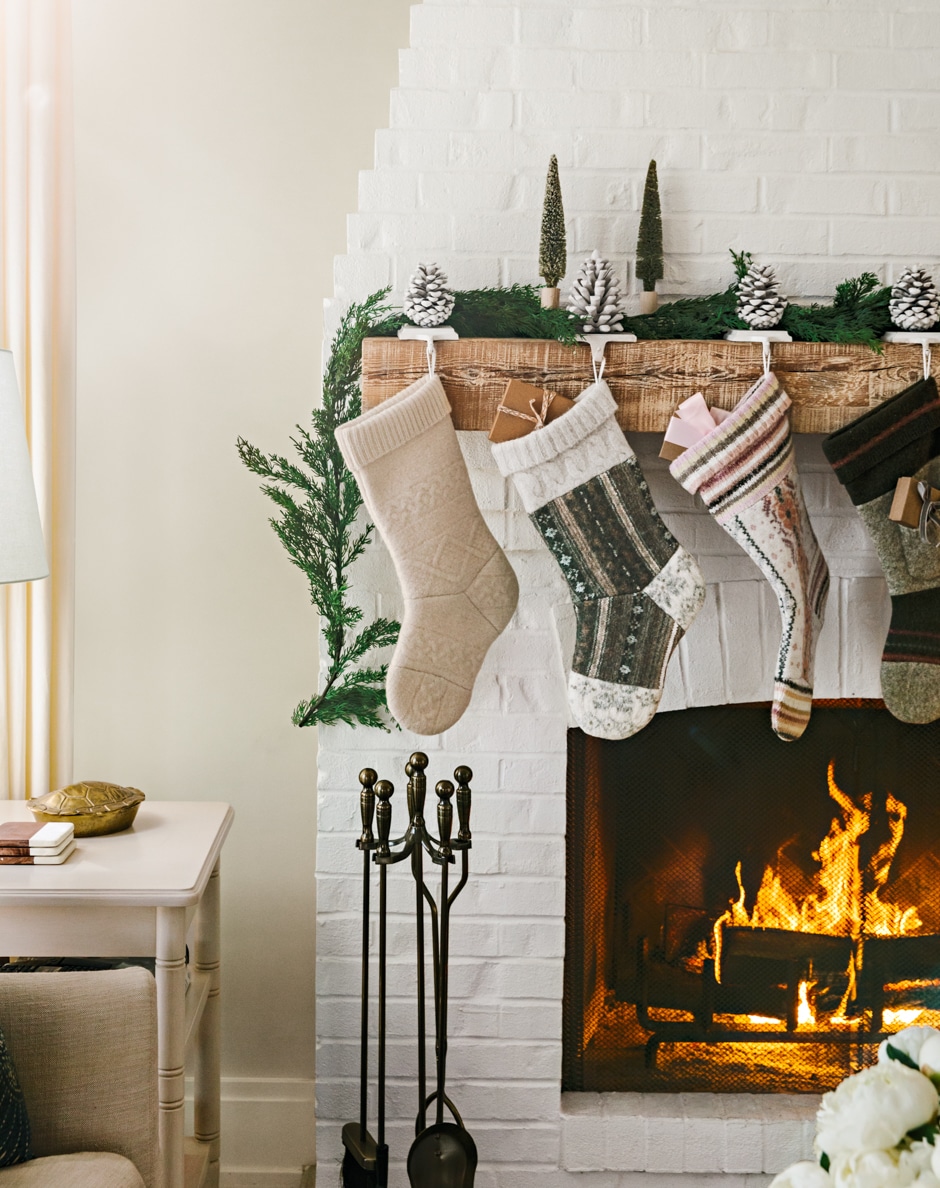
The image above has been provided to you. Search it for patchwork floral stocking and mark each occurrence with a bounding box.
[670,372,830,741]
[491,379,705,740]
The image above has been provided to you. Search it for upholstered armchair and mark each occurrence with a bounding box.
[0,967,157,1188]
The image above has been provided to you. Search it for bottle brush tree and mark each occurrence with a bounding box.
[636,159,663,312]
[538,154,567,308]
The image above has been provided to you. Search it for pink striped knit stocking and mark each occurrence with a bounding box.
[669,372,829,741]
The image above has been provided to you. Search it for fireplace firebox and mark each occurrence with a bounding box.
[564,703,940,1095]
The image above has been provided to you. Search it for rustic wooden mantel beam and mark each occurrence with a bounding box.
[361,338,933,434]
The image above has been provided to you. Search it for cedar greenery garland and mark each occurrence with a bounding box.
[636,160,663,293]
[373,284,580,344]
[620,251,892,348]
[539,155,567,289]
[236,290,402,730]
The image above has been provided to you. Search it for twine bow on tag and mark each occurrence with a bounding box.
[496,388,556,430]
[917,481,940,546]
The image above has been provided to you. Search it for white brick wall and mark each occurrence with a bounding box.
[319,4,939,1185]
[333,0,940,314]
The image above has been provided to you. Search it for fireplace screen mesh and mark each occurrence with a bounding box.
[563,703,940,1094]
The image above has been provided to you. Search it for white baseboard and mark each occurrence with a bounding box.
[185,1075,316,1179]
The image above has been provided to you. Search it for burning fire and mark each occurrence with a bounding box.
[713,761,922,1022]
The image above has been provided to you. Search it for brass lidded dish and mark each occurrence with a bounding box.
[28,781,145,837]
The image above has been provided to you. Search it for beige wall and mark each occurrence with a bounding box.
[71,0,411,1106]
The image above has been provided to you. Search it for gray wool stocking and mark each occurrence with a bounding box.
[336,374,518,735]
[491,380,705,740]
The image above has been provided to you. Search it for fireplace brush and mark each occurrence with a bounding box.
[340,753,477,1188]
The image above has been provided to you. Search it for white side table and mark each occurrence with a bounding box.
[0,800,234,1188]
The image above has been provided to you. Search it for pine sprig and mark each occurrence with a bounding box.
[622,288,742,339]
[371,284,580,345]
[781,271,891,348]
[237,289,402,731]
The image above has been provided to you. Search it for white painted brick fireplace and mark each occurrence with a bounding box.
[317,3,940,1185]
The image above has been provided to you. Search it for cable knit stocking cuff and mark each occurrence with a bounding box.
[669,372,793,524]
[490,380,631,513]
[334,374,452,471]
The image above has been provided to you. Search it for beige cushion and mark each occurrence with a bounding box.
[0,1151,144,1187]
[0,970,157,1188]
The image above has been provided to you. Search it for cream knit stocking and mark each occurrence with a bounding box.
[335,374,518,735]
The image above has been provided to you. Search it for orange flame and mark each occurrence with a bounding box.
[714,761,922,1016]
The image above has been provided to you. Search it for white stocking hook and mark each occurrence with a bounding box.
[883,331,940,382]
[397,324,460,377]
[579,332,637,383]
[724,328,793,378]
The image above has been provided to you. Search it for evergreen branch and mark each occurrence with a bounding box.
[238,290,402,731]
[622,287,743,340]
[731,249,754,281]
[292,665,391,730]
[369,284,580,345]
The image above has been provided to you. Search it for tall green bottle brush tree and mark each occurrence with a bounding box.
[538,154,567,309]
[636,160,663,314]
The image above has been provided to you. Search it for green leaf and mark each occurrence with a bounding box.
[819,1153,830,1173]
[906,1122,939,1144]
[886,1043,920,1070]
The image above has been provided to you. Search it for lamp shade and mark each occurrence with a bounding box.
[0,349,48,584]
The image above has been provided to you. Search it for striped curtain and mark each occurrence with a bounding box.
[0,0,75,799]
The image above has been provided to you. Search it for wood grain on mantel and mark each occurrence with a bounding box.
[361,338,934,434]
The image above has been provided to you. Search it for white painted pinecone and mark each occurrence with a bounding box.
[403,263,455,328]
[736,263,786,330]
[566,250,625,333]
[890,267,940,331]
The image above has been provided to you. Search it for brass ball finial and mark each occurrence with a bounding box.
[454,766,472,786]
[359,768,378,787]
[410,752,429,771]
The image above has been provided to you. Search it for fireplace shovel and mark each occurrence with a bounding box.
[407,780,478,1188]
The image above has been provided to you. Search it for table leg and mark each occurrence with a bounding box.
[194,859,222,1188]
[157,906,187,1188]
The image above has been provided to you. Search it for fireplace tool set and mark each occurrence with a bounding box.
[342,753,478,1188]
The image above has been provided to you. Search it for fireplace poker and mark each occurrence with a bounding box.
[341,769,380,1188]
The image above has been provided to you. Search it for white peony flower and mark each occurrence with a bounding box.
[832,1150,907,1188]
[816,1063,938,1158]
[831,1145,938,1188]
[901,1140,940,1188]
[920,1035,940,1078]
[880,1027,940,1069]
[770,1161,833,1188]
[930,1143,940,1182]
